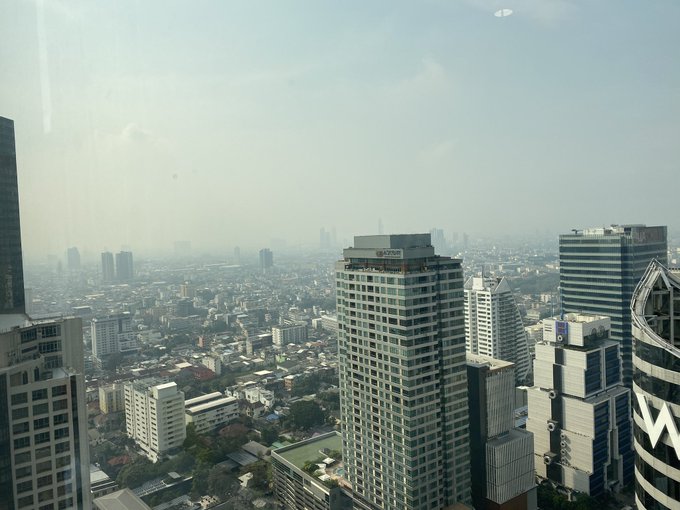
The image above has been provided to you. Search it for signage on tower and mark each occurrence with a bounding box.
[636,393,680,460]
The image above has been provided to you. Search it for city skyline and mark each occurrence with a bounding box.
[2,1,680,257]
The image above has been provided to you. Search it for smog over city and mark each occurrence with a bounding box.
[2,1,679,259]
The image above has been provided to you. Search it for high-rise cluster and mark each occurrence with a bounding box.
[559,225,667,385]
[101,251,134,283]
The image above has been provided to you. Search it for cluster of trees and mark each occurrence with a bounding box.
[287,400,327,430]
[292,372,338,397]
[116,451,196,489]
[537,485,602,510]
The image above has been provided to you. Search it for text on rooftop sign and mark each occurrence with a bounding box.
[376,249,403,258]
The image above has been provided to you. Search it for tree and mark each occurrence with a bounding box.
[191,462,211,498]
[288,400,325,430]
[259,426,279,446]
[244,460,270,491]
[208,465,239,500]
[116,459,155,488]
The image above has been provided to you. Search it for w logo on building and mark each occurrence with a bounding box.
[636,393,680,459]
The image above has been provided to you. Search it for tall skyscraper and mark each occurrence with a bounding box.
[259,248,273,274]
[336,234,471,509]
[101,252,115,283]
[0,116,91,509]
[527,314,632,496]
[429,227,447,254]
[464,276,531,384]
[66,247,81,272]
[560,225,667,386]
[467,354,536,510]
[115,251,134,282]
[0,116,25,314]
[631,261,680,510]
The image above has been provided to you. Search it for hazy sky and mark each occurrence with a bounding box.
[2,0,679,258]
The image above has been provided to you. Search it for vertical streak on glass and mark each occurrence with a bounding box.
[36,0,52,134]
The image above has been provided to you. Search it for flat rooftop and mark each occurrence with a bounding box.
[275,432,342,469]
[186,396,238,414]
[466,353,514,370]
[184,392,222,407]
[353,234,431,249]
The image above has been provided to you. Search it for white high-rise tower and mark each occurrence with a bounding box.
[464,276,531,384]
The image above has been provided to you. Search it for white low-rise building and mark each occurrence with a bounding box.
[185,392,239,434]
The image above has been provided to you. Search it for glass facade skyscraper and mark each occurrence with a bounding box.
[336,234,471,510]
[559,225,667,385]
[0,116,25,314]
[632,261,680,510]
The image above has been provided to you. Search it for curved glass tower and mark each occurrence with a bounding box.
[632,260,680,510]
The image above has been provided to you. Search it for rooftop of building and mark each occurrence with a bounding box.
[94,488,151,510]
[0,313,30,333]
[184,391,223,407]
[553,313,610,324]
[562,224,666,238]
[466,353,514,371]
[186,395,238,414]
[274,431,342,470]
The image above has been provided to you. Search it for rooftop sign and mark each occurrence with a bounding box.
[375,249,403,259]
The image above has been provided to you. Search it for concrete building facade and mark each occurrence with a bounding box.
[272,432,353,510]
[0,317,92,510]
[467,354,536,510]
[465,276,532,384]
[184,392,239,434]
[91,313,138,364]
[336,234,471,509]
[124,379,186,462]
[99,383,125,414]
[272,323,308,347]
[528,314,633,496]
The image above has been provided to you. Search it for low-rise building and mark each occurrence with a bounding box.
[272,432,353,510]
[272,323,308,347]
[185,392,239,434]
[99,383,125,414]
